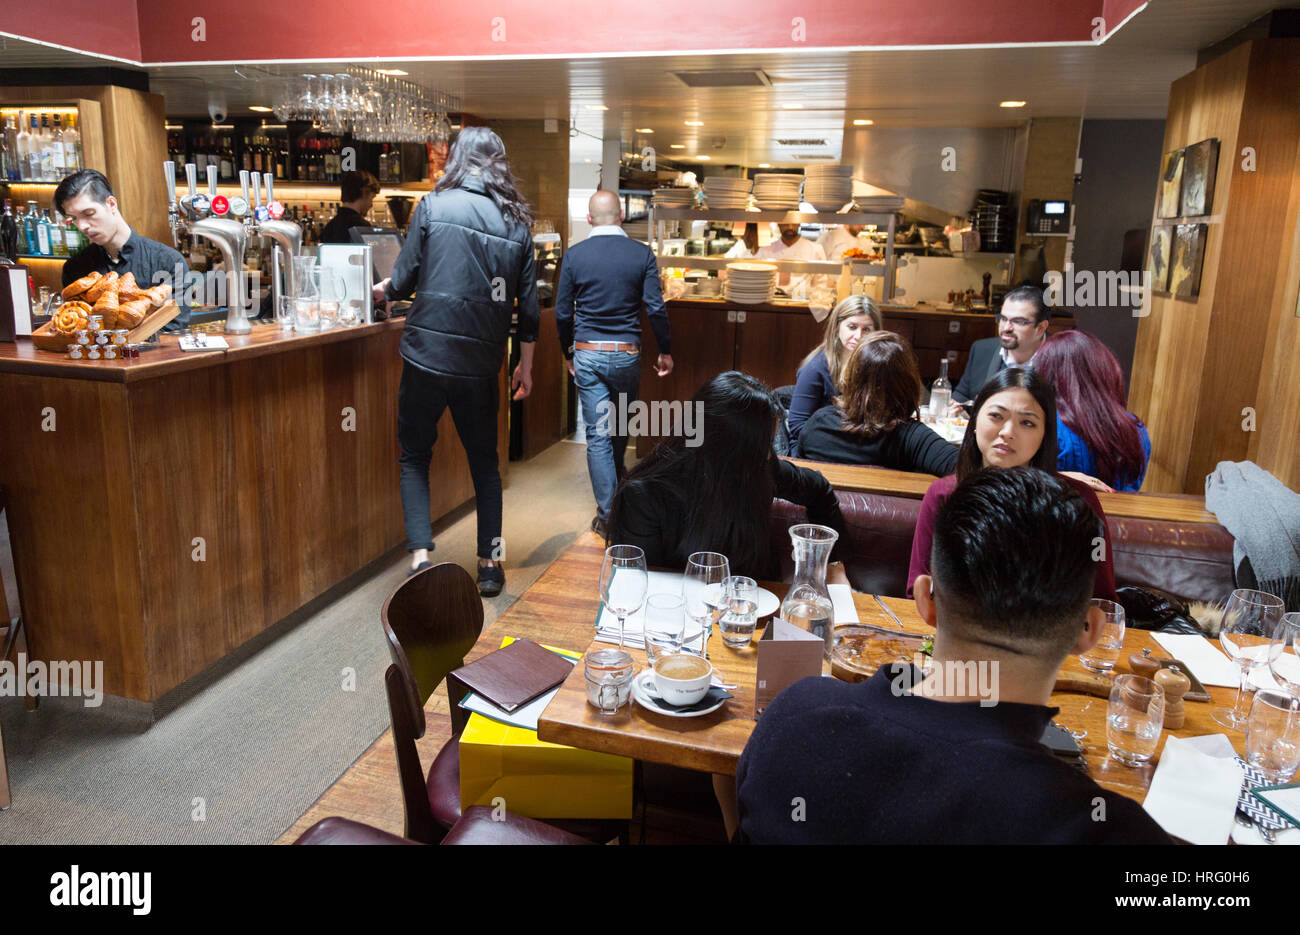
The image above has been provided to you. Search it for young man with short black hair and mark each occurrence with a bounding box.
[736,467,1171,844]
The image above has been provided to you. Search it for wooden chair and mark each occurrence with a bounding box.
[293,808,592,845]
[0,485,34,812]
[380,562,627,844]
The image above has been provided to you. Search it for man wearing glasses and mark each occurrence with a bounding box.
[948,284,1050,416]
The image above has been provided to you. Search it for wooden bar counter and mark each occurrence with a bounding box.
[0,322,503,707]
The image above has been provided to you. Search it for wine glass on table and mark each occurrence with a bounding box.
[683,552,730,657]
[599,545,647,650]
[1268,613,1300,702]
[1214,589,1285,730]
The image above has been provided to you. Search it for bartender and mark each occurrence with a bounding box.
[55,169,189,330]
[320,170,381,244]
[757,222,827,298]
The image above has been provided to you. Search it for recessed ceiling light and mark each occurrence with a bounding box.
[853,119,873,126]
[781,103,803,110]
[587,104,609,111]
[249,105,273,113]
[684,120,704,127]
[758,163,771,168]
[669,143,686,149]
[1000,100,1027,108]
[697,155,711,160]
[635,127,654,133]
[376,69,408,76]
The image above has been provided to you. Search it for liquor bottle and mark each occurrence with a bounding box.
[49,210,66,256]
[3,115,19,180]
[27,114,43,180]
[35,208,52,256]
[63,112,81,173]
[51,114,67,177]
[378,144,389,184]
[0,120,11,182]
[40,114,57,180]
[390,144,401,182]
[14,114,31,181]
[1,199,19,262]
[929,357,952,421]
[22,201,39,254]
[66,216,82,253]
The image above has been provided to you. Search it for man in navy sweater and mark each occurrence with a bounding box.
[736,467,1172,845]
[555,191,673,537]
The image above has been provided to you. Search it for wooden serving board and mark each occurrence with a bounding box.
[29,301,180,353]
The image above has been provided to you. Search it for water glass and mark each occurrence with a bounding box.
[1215,589,1285,730]
[294,295,320,332]
[1246,691,1300,783]
[1080,598,1126,673]
[584,648,634,715]
[1268,613,1300,700]
[275,295,295,330]
[719,576,759,648]
[644,593,685,666]
[683,552,729,656]
[1107,674,1165,767]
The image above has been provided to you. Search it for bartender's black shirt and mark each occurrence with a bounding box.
[319,206,369,245]
[62,228,191,329]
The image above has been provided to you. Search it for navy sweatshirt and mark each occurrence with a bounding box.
[554,231,671,357]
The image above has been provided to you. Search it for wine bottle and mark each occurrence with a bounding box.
[1,199,19,262]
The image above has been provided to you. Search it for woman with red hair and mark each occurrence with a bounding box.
[1033,330,1151,491]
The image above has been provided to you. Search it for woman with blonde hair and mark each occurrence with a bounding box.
[786,294,883,454]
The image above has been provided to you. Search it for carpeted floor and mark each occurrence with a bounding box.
[0,439,599,844]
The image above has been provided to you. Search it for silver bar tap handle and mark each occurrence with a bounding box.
[264,173,275,207]
[164,161,177,208]
[206,164,218,198]
[250,172,262,209]
[239,170,250,207]
[185,163,198,200]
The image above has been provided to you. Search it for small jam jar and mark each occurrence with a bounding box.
[123,344,141,359]
[67,343,84,359]
[95,331,112,346]
[102,344,119,360]
[74,329,91,345]
[112,329,129,346]
[85,345,102,360]
[88,314,104,331]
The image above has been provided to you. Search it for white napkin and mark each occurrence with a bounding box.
[1151,633,1240,687]
[828,584,860,625]
[1143,734,1244,845]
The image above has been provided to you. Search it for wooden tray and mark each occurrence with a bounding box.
[29,301,181,353]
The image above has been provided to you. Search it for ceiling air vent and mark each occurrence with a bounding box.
[794,154,837,160]
[775,138,827,147]
[672,70,771,88]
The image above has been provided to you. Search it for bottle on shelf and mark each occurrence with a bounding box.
[26,114,43,180]
[51,114,67,178]
[0,118,13,182]
[390,144,401,182]
[929,357,952,420]
[242,136,252,173]
[378,144,389,184]
[66,215,82,253]
[40,114,57,181]
[14,113,31,181]
[63,112,82,173]
[1,199,19,262]
[219,134,234,182]
[35,207,52,256]
[49,210,66,256]
[22,201,39,254]
[276,136,288,180]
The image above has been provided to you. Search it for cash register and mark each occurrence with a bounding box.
[350,227,411,317]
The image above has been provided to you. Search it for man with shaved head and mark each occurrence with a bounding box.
[555,190,674,538]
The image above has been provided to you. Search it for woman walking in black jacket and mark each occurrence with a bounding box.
[374,127,537,596]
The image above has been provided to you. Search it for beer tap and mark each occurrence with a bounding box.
[163,160,251,335]
[252,171,303,318]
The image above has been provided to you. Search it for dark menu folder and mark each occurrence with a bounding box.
[449,638,575,712]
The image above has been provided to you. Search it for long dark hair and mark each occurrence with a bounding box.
[955,368,1058,481]
[1033,330,1145,488]
[609,372,780,576]
[837,332,921,437]
[436,126,533,227]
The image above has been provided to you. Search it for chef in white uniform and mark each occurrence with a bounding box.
[818,224,865,261]
[757,223,827,298]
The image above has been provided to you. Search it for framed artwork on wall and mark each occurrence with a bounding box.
[1170,223,1208,299]
[1148,224,1173,294]
[1180,138,1220,217]
[1159,149,1185,219]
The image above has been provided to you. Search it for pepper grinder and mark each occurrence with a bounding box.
[1129,647,1162,680]
[1155,665,1190,729]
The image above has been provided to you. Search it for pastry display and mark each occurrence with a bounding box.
[62,271,103,300]
[83,271,119,303]
[31,272,182,355]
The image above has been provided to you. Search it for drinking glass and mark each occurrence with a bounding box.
[275,295,294,330]
[584,648,634,715]
[599,545,647,650]
[683,552,730,656]
[1214,589,1285,730]
[1245,691,1300,783]
[1079,598,1126,673]
[644,592,685,666]
[719,576,759,649]
[1269,613,1300,700]
[316,268,345,330]
[1107,674,1165,767]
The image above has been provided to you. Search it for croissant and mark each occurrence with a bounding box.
[145,283,172,308]
[92,288,120,329]
[62,271,102,300]
[117,297,150,329]
[84,271,120,303]
[118,272,139,295]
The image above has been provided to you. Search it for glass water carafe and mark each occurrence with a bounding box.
[293,255,319,332]
[779,523,839,658]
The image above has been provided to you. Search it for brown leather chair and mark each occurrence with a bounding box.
[1,485,34,812]
[293,808,592,845]
[380,563,625,844]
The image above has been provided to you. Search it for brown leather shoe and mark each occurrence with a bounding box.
[591,516,608,540]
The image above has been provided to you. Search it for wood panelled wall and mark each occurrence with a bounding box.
[1130,40,1300,493]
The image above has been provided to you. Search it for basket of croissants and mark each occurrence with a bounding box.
[30,271,180,353]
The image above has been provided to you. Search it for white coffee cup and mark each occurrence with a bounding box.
[651,653,713,706]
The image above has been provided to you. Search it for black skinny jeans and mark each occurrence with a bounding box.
[398,360,502,559]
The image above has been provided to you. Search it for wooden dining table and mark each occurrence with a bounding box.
[524,532,1247,804]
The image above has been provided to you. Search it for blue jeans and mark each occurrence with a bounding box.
[574,348,642,522]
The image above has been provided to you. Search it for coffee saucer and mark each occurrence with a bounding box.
[632,670,730,718]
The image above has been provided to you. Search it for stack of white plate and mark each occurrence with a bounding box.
[803,164,854,212]
[652,187,696,208]
[702,176,752,209]
[724,262,778,304]
[752,173,804,210]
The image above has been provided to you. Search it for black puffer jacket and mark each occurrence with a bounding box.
[385,174,538,378]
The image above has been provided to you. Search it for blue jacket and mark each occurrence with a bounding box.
[554,231,671,357]
[787,352,837,451]
[1056,414,1151,491]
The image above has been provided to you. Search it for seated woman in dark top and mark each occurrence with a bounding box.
[609,371,845,581]
[787,294,882,453]
[799,333,959,476]
[1033,330,1151,492]
[905,367,1117,600]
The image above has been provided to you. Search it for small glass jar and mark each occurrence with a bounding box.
[95,330,111,345]
[112,329,129,346]
[88,314,104,331]
[123,344,141,359]
[86,345,102,360]
[67,343,84,359]
[74,329,91,345]
[102,344,119,360]
[583,648,635,715]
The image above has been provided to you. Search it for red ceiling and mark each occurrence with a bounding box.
[1,0,1143,65]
